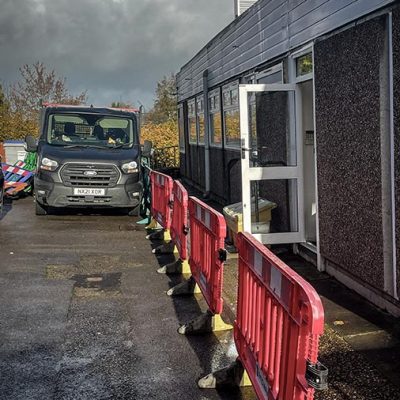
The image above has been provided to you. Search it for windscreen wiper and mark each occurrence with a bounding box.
[63,144,86,149]
[63,144,107,149]
[111,142,134,149]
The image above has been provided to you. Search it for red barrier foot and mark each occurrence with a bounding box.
[198,359,251,388]
[178,310,233,335]
[157,259,190,275]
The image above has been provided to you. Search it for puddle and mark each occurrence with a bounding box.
[72,272,121,290]
[46,257,141,297]
[71,272,121,298]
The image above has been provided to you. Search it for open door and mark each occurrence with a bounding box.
[240,84,305,245]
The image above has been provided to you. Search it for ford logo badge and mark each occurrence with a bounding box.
[84,170,97,177]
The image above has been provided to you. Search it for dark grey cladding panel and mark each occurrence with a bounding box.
[198,147,206,188]
[210,147,226,201]
[393,7,400,295]
[177,0,394,101]
[179,152,186,177]
[314,16,385,289]
[184,145,242,204]
[187,145,206,189]
[209,148,241,204]
[189,145,199,186]
[184,152,192,181]
[225,150,242,204]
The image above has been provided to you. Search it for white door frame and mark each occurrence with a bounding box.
[288,44,323,270]
[240,83,305,245]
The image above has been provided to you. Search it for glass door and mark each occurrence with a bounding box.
[240,84,305,245]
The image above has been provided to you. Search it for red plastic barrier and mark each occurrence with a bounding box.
[150,170,173,229]
[235,232,325,400]
[188,197,226,315]
[170,181,189,260]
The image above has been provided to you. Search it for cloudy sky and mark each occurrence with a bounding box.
[0,0,234,108]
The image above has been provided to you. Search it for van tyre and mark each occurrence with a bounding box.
[35,201,48,216]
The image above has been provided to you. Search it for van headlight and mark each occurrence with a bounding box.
[121,161,138,174]
[40,157,59,171]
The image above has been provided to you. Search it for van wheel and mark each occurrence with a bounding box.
[35,201,48,216]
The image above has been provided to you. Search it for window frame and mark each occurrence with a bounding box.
[196,95,205,146]
[187,98,197,145]
[256,62,283,84]
[178,103,185,153]
[291,45,314,83]
[208,88,223,148]
[222,80,240,150]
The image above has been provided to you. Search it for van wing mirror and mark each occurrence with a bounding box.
[25,135,38,153]
[142,140,153,157]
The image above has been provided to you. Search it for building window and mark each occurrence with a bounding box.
[296,52,313,77]
[187,99,197,144]
[196,96,205,145]
[257,63,283,84]
[178,103,185,152]
[224,109,240,147]
[222,81,240,148]
[209,88,222,146]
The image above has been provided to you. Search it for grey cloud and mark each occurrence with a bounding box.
[0,0,233,107]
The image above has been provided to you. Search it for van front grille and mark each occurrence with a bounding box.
[67,196,112,203]
[60,163,120,187]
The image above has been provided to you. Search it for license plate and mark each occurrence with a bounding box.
[73,188,105,196]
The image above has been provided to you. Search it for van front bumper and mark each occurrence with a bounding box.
[35,171,142,208]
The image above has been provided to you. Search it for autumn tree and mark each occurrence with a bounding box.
[7,62,87,137]
[10,62,87,115]
[140,119,178,148]
[110,101,134,109]
[0,84,11,141]
[147,74,177,124]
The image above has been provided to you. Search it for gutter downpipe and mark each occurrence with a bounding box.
[203,70,210,196]
[388,12,398,299]
[381,12,397,299]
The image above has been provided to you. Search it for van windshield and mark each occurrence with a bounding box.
[46,113,136,148]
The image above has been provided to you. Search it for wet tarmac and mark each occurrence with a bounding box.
[0,197,256,400]
[3,195,400,400]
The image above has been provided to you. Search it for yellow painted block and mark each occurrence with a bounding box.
[239,370,252,387]
[211,314,233,332]
[164,229,172,241]
[181,259,190,275]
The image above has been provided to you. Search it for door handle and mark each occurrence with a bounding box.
[241,147,250,159]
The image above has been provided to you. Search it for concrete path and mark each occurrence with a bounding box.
[222,250,400,400]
